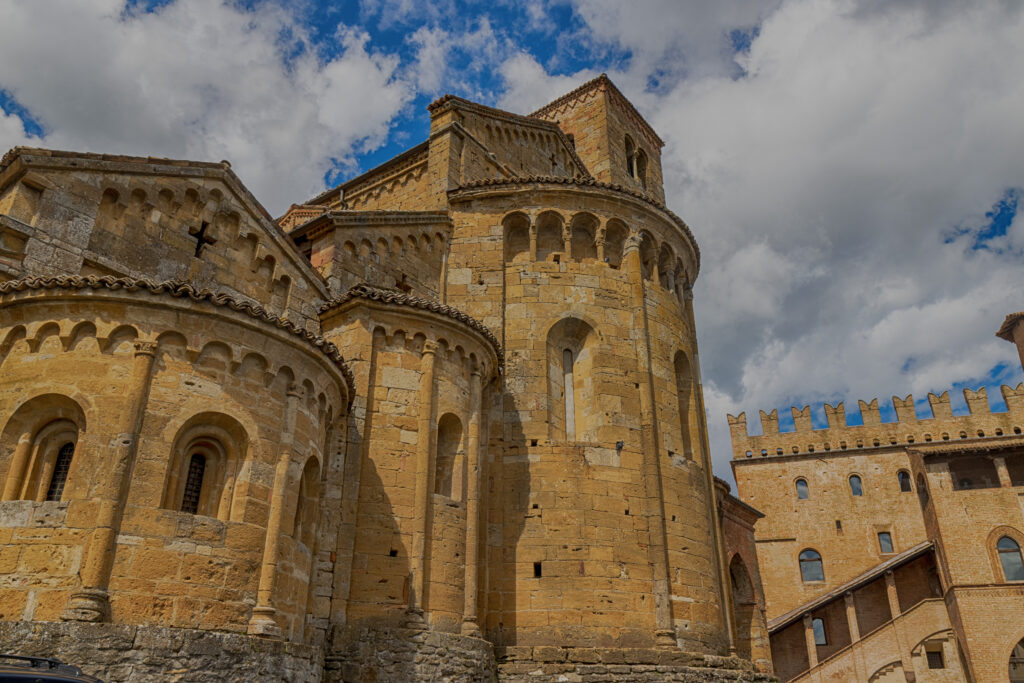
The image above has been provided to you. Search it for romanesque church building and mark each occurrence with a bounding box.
[2,74,1021,683]
[0,76,774,681]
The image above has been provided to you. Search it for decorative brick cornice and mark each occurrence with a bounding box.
[304,142,430,208]
[448,176,700,273]
[320,284,503,369]
[0,275,354,393]
[426,98,592,180]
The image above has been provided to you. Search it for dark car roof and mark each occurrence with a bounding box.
[0,655,102,682]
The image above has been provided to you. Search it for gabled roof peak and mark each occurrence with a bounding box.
[529,73,664,148]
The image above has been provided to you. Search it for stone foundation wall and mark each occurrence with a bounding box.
[0,621,321,682]
[496,647,775,682]
[325,626,497,683]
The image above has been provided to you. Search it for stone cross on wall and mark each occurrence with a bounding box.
[188,221,217,258]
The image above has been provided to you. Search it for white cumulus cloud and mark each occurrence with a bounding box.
[500,0,1024,483]
[0,0,413,213]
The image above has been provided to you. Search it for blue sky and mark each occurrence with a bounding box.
[2,0,1023,482]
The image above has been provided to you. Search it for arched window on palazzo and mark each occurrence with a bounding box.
[849,474,863,496]
[898,470,912,492]
[795,478,809,500]
[998,536,1024,582]
[799,549,824,582]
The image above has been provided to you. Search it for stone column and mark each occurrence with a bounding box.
[884,570,901,618]
[562,224,572,259]
[844,591,860,642]
[803,613,819,668]
[63,340,157,622]
[683,284,737,655]
[461,368,484,636]
[596,220,606,262]
[33,456,57,503]
[407,340,439,628]
[529,219,537,262]
[2,431,33,500]
[994,456,1012,487]
[248,383,303,637]
[622,235,675,649]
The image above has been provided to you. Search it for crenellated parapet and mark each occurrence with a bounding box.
[728,385,1024,460]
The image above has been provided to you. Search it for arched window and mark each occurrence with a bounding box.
[898,470,912,492]
[547,318,600,443]
[1,395,85,503]
[562,349,576,441]
[638,231,657,281]
[603,219,628,269]
[180,453,206,515]
[849,475,863,496]
[624,135,636,177]
[998,536,1024,581]
[674,351,695,460]
[293,457,320,548]
[503,213,530,263]
[569,213,598,262]
[535,211,563,262]
[44,442,75,502]
[163,414,247,521]
[795,478,809,499]
[435,413,463,499]
[635,149,648,189]
[1011,636,1024,682]
[799,549,824,582]
[729,554,756,661]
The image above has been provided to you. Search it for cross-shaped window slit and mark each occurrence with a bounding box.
[188,221,217,258]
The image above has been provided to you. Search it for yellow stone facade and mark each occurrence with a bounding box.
[0,76,770,681]
[731,374,1024,681]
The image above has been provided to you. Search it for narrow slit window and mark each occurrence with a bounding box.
[181,453,206,515]
[533,562,542,578]
[45,442,75,502]
[878,532,894,554]
[562,348,576,441]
